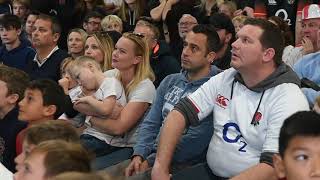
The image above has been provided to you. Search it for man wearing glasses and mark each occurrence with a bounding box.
[83,11,103,34]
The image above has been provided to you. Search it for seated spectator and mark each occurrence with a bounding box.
[283,4,320,67]
[107,24,221,179]
[172,14,198,62]
[12,0,30,24]
[273,111,320,180]
[14,140,91,180]
[151,18,309,180]
[218,0,237,19]
[25,14,69,82]
[84,32,114,71]
[16,79,66,155]
[67,28,88,58]
[14,120,80,172]
[101,15,123,34]
[0,65,29,172]
[81,0,109,16]
[134,19,180,88]
[209,13,235,70]
[293,51,320,107]
[24,11,39,42]
[67,56,127,156]
[118,0,148,32]
[0,14,35,72]
[89,32,156,168]
[232,15,247,33]
[83,11,103,35]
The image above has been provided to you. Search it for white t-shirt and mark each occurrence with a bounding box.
[0,163,13,180]
[187,68,309,177]
[83,77,127,145]
[282,45,303,68]
[103,69,156,147]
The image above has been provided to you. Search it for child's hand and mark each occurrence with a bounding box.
[58,77,70,94]
[74,96,95,105]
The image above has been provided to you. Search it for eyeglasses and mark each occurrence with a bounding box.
[178,22,197,26]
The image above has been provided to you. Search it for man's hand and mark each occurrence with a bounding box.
[125,156,144,177]
[151,162,171,180]
[302,37,315,55]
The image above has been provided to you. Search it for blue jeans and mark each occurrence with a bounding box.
[92,147,133,170]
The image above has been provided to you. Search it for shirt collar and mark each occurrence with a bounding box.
[33,46,59,67]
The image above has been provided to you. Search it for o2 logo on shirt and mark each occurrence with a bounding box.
[275,9,292,26]
[222,123,247,152]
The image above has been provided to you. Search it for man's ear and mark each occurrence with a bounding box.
[262,48,276,63]
[83,22,88,31]
[43,105,57,119]
[206,51,217,64]
[7,94,19,104]
[17,28,22,36]
[273,154,286,179]
[52,33,60,43]
[225,33,232,44]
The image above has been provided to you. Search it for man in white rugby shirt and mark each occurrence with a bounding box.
[151,18,309,180]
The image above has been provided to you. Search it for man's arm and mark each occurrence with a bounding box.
[230,163,277,180]
[151,110,186,180]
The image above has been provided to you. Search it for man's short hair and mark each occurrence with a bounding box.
[136,19,160,40]
[209,13,236,43]
[0,14,21,29]
[279,111,320,157]
[24,120,79,145]
[37,14,61,34]
[0,65,29,101]
[84,11,103,23]
[244,18,284,66]
[27,79,66,119]
[191,24,222,54]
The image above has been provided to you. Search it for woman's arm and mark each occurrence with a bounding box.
[162,0,179,21]
[90,102,150,136]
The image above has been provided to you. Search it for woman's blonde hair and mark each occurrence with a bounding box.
[101,15,123,31]
[60,57,75,77]
[118,32,155,97]
[86,32,114,72]
[199,0,224,11]
[118,0,145,23]
[68,28,88,45]
[232,15,247,24]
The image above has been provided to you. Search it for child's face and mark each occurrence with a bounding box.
[105,22,122,33]
[0,26,20,45]
[14,140,36,172]
[18,89,48,121]
[13,2,28,19]
[14,151,47,180]
[72,66,97,91]
[274,136,320,180]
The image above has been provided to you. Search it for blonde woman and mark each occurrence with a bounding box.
[67,28,88,58]
[84,32,114,71]
[194,0,224,23]
[89,32,156,168]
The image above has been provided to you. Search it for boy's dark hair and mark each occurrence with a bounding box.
[279,111,320,157]
[37,14,61,35]
[84,11,103,23]
[192,24,222,54]
[0,14,21,29]
[0,65,29,101]
[28,10,40,17]
[27,79,66,119]
[243,18,284,66]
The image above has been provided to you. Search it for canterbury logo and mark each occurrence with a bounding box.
[215,94,229,108]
